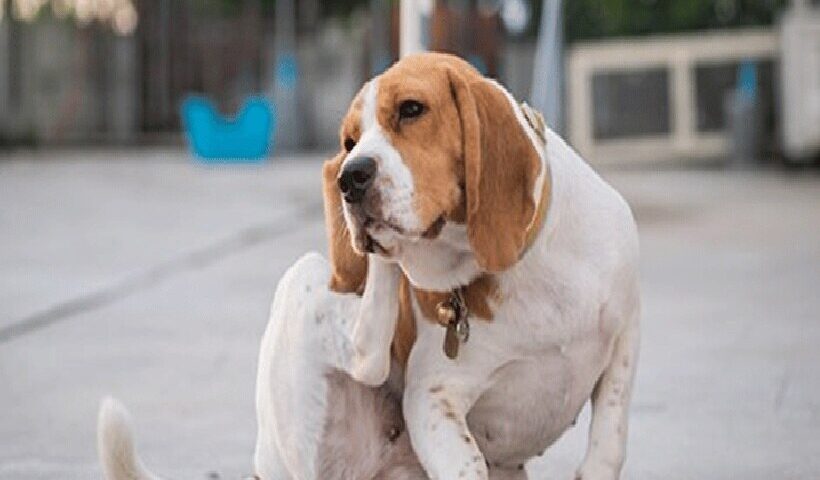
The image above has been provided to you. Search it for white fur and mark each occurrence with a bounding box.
[343,79,421,235]
[253,252,404,479]
[361,79,378,131]
[394,222,482,291]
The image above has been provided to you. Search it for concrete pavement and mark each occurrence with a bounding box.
[1,149,818,479]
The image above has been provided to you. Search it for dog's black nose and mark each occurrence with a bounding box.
[338,156,377,204]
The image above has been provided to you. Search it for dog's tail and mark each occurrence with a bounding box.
[97,396,164,480]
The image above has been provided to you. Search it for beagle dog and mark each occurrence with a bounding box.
[97,52,639,480]
[320,52,641,480]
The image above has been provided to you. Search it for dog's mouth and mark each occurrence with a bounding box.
[363,215,405,235]
[351,215,393,255]
[354,214,447,256]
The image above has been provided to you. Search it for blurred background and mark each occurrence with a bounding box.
[0,0,818,162]
[1,0,819,479]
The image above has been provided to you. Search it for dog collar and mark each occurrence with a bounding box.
[521,165,551,259]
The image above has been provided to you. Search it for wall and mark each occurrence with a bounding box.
[779,2,820,158]
[0,14,536,150]
[300,22,367,150]
[567,28,779,165]
[0,19,138,146]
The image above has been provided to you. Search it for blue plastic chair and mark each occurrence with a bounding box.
[182,96,276,163]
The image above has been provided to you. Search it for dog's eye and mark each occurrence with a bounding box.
[398,100,425,121]
[343,137,356,152]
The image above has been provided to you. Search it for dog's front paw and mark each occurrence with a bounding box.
[349,351,390,386]
[574,460,621,480]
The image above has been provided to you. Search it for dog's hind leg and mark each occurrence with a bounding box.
[253,252,405,480]
[254,252,342,480]
[576,293,640,480]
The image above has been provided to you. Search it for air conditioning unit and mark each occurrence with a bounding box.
[779,0,820,161]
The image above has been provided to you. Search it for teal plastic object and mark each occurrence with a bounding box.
[737,60,759,102]
[182,96,275,163]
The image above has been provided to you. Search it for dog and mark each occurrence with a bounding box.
[98,52,640,480]
[322,52,640,480]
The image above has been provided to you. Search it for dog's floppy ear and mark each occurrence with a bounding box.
[446,63,542,272]
[323,153,368,293]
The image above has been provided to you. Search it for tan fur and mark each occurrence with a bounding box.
[340,91,365,153]
[443,57,542,272]
[393,276,418,369]
[525,179,550,250]
[376,58,466,228]
[323,153,368,294]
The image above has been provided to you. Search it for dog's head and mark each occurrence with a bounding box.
[323,53,545,293]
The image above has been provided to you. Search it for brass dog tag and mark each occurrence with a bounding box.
[438,289,469,360]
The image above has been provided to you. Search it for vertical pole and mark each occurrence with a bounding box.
[400,0,424,57]
[273,0,300,150]
[0,14,8,136]
[452,0,468,59]
[110,33,137,143]
[370,0,391,74]
[671,54,694,154]
[530,0,564,133]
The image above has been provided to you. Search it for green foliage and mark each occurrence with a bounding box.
[320,0,373,18]
[564,0,790,43]
[202,0,372,18]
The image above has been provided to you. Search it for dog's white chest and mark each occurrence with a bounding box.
[465,341,606,466]
[457,264,620,467]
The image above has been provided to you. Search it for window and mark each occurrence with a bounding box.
[591,68,671,140]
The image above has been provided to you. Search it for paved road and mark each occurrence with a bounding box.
[1,150,818,479]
